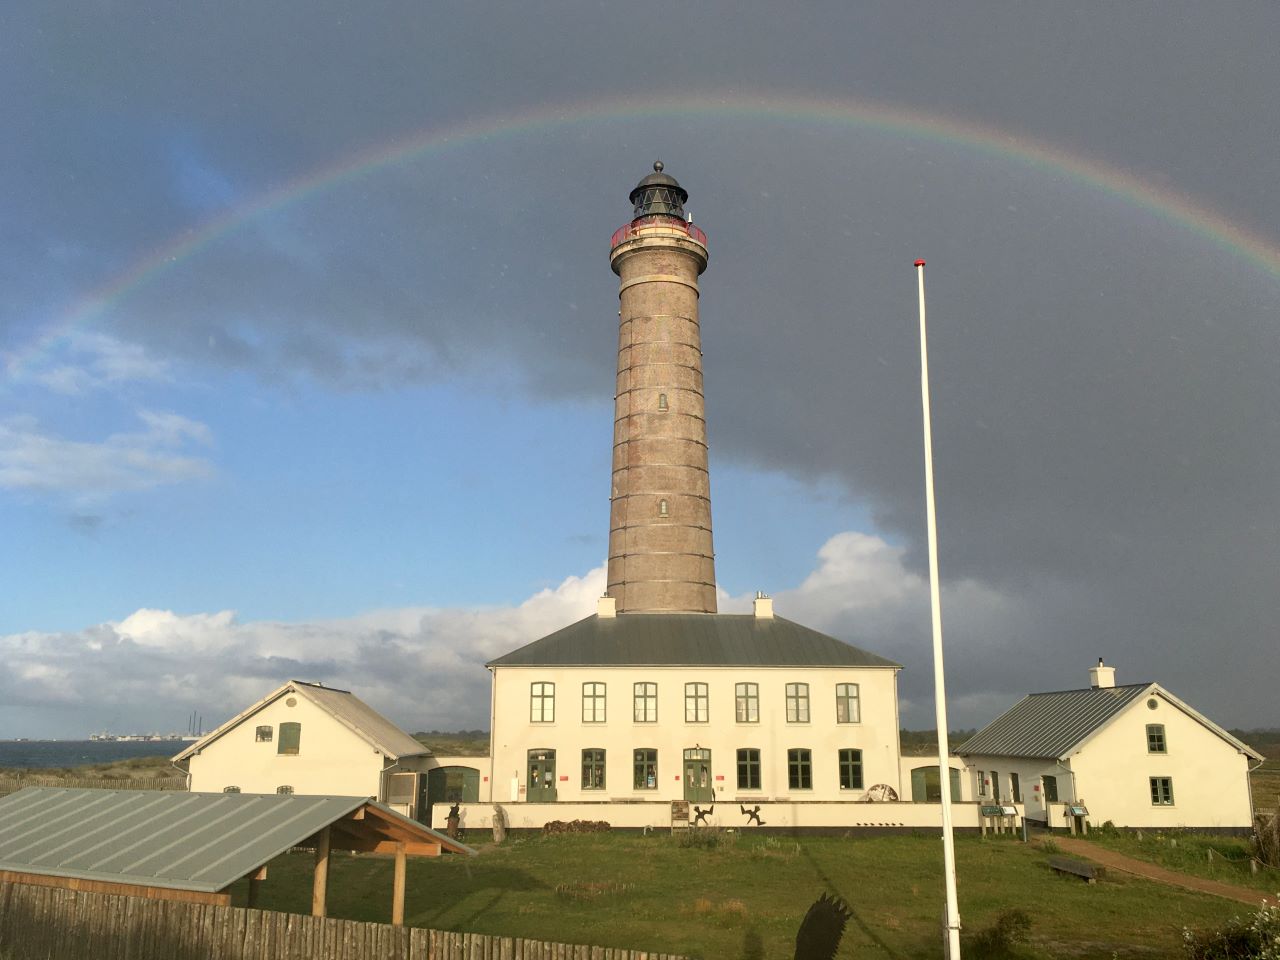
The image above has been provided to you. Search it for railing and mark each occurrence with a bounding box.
[611,217,707,249]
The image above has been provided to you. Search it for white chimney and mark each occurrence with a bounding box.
[597,595,617,619]
[753,592,774,619]
[1089,658,1116,689]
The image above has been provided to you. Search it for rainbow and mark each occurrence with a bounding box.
[8,92,1280,379]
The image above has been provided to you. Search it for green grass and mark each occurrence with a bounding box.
[0,755,179,779]
[227,832,1245,959]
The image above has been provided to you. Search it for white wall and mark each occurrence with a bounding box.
[1067,694,1254,828]
[961,757,1072,823]
[490,664,902,804]
[187,694,386,797]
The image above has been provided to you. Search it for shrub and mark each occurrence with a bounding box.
[1182,899,1280,959]
[965,909,1033,960]
[542,819,610,835]
[1255,807,1280,868]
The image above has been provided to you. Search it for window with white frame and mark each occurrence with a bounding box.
[530,682,555,723]
[785,683,810,723]
[685,682,709,723]
[835,683,860,723]
[735,682,759,723]
[633,682,657,722]
[582,682,606,723]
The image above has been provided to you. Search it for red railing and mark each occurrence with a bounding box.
[610,217,707,249]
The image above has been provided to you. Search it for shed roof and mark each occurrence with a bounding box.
[0,788,474,894]
[487,613,899,668]
[955,683,1264,761]
[173,680,426,763]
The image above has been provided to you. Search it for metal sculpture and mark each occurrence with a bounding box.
[740,804,766,826]
[691,803,714,826]
[794,893,852,960]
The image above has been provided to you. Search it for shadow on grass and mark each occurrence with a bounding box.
[799,845,908,960]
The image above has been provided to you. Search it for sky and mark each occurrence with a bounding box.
[2,3,1278,739]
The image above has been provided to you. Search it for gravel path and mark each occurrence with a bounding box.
[1041,835,1278,908]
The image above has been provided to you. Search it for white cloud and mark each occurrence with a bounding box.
[32,334,171,395]
[0,409,213,498]
[0,532,1039,738]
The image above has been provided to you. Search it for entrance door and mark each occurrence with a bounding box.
[683,748,713,802]
[527,749,557,802]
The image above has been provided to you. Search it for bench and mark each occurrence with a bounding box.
[1048,856,1106,883]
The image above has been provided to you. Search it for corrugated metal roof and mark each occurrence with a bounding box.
[0,788,367,893]
[954,684,1150,759]
[173,680,426,763]
[487,613,900,668]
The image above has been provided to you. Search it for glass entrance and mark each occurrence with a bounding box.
[527,749,557,802]
[683,748,713,802]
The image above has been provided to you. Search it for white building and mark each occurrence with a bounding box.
[173,680,433,818]
[955,661,1263,831]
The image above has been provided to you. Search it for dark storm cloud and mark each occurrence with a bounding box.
[6,2,1279,725]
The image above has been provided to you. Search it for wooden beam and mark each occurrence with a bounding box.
[391,842,406,926]
[0,869,229,905]
[312,824,331,917]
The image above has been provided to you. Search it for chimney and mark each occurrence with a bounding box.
[1089,658,1116,689]
[753,592,774,619]
[597,595,617,619]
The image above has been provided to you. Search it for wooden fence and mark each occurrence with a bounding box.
[0,775,187,796]
[0,882,687,960]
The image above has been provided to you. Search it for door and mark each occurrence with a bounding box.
[527,749,557,802]
[991,771,1002,802]
[910,765,964,802]
[683,748,713,802]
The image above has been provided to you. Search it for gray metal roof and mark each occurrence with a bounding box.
[174,680,426,763]
[487,613,900,668]
[955,684,1151,759]
[0,788,472,894]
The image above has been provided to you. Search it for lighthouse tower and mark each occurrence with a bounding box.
[606,163,717,613]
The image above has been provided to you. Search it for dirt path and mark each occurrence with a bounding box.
[1039,835,1278,908]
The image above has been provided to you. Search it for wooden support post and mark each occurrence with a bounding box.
[981,816,987,838]
[392,842,407,926]
[247,865,267,908]
[312,826,331,918]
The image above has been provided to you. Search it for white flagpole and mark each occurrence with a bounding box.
[916,259,962,959]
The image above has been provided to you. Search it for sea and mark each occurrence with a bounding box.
[0,739,187,769]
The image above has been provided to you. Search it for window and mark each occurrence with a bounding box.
[657,393,668,411]
[658,499,669,517]
[276,785,293,795]
[685,682,708,722]
[222,786,240,793]
[788,748,813,790]
[735,683,759,723]
[255,725,273,742]
[582,749,606,790]
[1147,724,1167,753]
[633,749,657,790]
[977,770,987,797]
[838,749,864,790]
[633,682,657,723]
[277,721,301,756]
[582,682,606,723]
[1010,772,1022,803]
[530,682,555,722]
[1042,775,1059,802]
[835,684,860,723]
[991,771,1002,801]
[786,683,810,723]
[737,748,761,790]
[1150,777,1174,805]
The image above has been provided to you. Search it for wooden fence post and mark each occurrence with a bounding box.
[392,842,407,926]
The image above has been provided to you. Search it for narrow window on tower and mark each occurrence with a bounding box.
[658,499,669,517]
[657,393,668,411]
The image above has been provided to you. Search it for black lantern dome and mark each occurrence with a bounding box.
[628,161,688,221]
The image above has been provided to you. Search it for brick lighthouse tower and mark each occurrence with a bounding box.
[606,163,717,613]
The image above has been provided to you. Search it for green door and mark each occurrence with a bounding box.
[910,765,963,802]
[683,748,713,802]
[528,749,557,802]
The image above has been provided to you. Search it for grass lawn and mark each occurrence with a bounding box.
[1079,830,1280,895]
[228,832,1246,959]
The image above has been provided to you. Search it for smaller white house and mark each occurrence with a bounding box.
[173,680,432,819]
[955,661,1264,831]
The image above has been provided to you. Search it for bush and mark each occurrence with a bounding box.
[1255,807,1280,867]
[965,909,1033,959]
[542,819,610,835]
[1182,900,1280,959]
